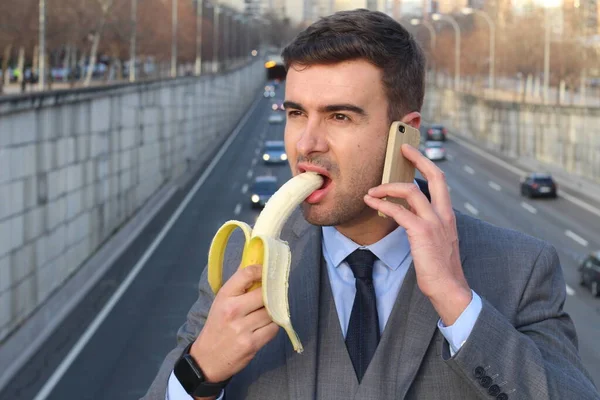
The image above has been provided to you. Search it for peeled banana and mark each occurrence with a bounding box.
[207,171,324,353]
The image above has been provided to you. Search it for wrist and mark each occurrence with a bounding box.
[428,282,472,326]
[190,339,230,383]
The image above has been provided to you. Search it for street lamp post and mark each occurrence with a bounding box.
[129,0,137,82]
[39,0,46,90]
[543,7,550,104]
[432,13,460,90]
[171,0,178,77]
[194,0,203,75]
[410,18,436,51]
[462,7,495,91]
[213,4,220,73]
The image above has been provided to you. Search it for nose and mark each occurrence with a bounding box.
[296,119,328,158]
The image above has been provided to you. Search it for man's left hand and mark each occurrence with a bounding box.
[364,143,472,326]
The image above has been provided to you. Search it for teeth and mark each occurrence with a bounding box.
[207,171,324,353]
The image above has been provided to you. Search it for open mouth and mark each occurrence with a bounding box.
[297,163,333,203]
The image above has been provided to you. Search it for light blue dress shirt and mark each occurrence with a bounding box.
[167,224,483,399]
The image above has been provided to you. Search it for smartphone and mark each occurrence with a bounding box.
[378,121,421,217]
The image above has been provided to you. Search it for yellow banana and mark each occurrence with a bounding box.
[207,171,324,353]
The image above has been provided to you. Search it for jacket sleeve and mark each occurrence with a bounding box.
[141,231,244,400]
[443,243,599,400]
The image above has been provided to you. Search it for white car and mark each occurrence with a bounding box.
[268,113,284,124]
[420,141,446,161]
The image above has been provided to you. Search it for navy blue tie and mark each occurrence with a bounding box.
[344,249,380,382]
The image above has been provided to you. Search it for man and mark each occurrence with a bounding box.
[143,9,598,400]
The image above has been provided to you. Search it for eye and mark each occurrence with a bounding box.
[287,110,303,117]
[333,113,350,122]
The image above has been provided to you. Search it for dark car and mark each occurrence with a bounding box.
[423,124,447,141]
[579,251,600,297]
[519,172,558,198]
[250,176,279,208]
[262,140,287,164]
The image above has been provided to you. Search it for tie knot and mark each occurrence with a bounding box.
[345,249,377,280]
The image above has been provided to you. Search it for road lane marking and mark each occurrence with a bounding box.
[247,170,253,179]
[451,135,600,219]
[463,165,475,175]
[446,154,455,161]
[30,93,264,400]
[241,184,248,194]
[566,285,575,296]
[251,157,257,166]
[465,202,479,216]
[520,202,537,214]
[234,203,242,215]
[565,230,589,247]
[488,181,502,191]
[255,148,260,156]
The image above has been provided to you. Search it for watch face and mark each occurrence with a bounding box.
[174,354,203,394]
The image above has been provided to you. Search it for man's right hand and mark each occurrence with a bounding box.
[189,264,280,385]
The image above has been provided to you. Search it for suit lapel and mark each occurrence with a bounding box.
[284,208,322,400]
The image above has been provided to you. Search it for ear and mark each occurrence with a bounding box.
[401,112,421,130]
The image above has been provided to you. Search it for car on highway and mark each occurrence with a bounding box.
[519,172,558,198]
[579,251,600,297]
[271,100,285,111]
[250,175,279,208]
[419,141,446,161]
[263,84,276,98]
[262,140,287,164]
[423,124,447,141]
[268,113,284,124]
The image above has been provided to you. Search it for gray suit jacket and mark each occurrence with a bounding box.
[143,204,598,399]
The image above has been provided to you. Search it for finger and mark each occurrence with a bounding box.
[252,322,280,349]
[242,307,274,332]
[367,182,437,221]
[363,194,421,229]
[401,144,453,216]
[234,285,265,316]
[220,264,263,297]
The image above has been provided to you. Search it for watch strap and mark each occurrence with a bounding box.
[175,342,231,398]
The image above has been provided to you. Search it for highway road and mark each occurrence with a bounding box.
[2,83,599,400]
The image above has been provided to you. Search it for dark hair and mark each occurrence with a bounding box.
[281,9,426,121]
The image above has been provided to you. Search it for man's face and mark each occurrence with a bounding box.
[283,59,391,227]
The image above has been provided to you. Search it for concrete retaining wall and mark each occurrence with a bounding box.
[422,86,600,183]
[0,60,264,343]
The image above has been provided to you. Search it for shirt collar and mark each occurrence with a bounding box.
[321,224,410,271]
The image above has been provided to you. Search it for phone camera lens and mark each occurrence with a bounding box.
[399,125,405,133]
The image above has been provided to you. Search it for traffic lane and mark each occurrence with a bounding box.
[43,95,274,400]
[441,138,600,248]
[434,159,600,386]
[421,122,600,211]
[437,154,593,298]
[440,142,600,273]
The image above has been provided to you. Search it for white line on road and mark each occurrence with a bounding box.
[463,165,475,175]
[565,230,589,247]
[566,285,575,296]
[31,94,263,400]
[255,148,260,156]
[241,184,248,194]
[520,202,537,214]
[446,154,455,161]
[451,135,600,218]
[251,157,257,166]
[488,181,502,191]
[247,170,253,179]
[234,203,242,215]
[465,202,479,216]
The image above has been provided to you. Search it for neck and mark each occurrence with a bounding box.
[335,208,398,246]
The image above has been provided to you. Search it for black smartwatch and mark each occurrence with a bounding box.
[173,342,231,398]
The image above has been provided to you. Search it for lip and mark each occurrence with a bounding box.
[296,162,331,179]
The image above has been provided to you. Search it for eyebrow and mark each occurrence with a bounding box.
[283,101,367,116]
